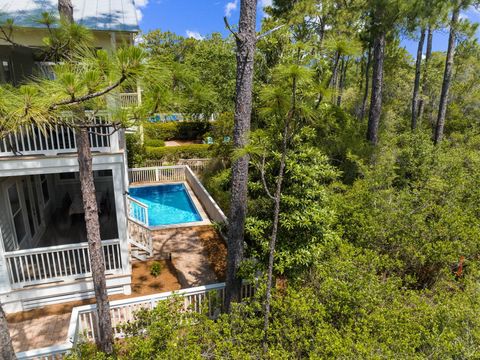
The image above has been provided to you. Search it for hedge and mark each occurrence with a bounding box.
[145,144,212,161]
[144,138,165,147]
[144,121,211,141]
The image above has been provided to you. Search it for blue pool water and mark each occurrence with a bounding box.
[129,184,202,226]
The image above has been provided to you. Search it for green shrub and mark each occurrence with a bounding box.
[144,122,177,140]
[144,121,211,141]
[145,144,212,161]
[150,261,162,277]
[125,133,145,167]
[144,138,165,147]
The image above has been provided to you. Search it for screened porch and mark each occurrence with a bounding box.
[0,170,123,288]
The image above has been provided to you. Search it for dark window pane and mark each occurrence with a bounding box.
[41,176,49,204]
[13,213,26,242]
[8,185,20,214]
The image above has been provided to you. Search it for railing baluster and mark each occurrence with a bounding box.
[54,124,61,152]
[24,126,32,151]
[48,124,55,150]
[18,256,26,283]
[8,258,15,283]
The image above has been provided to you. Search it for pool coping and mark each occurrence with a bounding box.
[128,181,211,230]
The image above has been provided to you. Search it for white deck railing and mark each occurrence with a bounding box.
[0,111,118,158]
[128,165,186,183]
[144,158,210,175]
[126,195,149,226]
[126,196,153,257]
[119,92,140,108]
[16,343,72,360]
[4,239,122,288]
[16,282,254,359]
[70,282,254,343]
[127,219,153,257]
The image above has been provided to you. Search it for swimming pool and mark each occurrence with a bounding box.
[129,184,202,226]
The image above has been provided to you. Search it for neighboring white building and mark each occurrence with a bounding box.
[0,0,139,313]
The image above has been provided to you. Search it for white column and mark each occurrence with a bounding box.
[110,32,117,49]
[0,228,11,294]
[112,163,131,294]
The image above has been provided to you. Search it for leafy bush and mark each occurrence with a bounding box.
[145,144,212,161]
[149,261,162,277]
[144,138,165,147]
[143,121,211,141]
[125,133,145,168]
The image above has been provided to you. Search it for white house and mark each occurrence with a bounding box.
[0,0,140,313]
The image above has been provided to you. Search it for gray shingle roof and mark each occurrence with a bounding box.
[0,0,139,32]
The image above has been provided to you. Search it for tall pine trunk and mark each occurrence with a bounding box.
[418,26,433,122]
[75,115,114,353]
[337,57,348,106]
[367,30,385,144]
[0,302,16,360]
[58,0,74,22]
[225,0,257,312]
[262,76,295,350]
[411,28,426,130]
[329,51,341,90]
[360,46,372,121]
[434,5,460,144]
[262,124,287,351]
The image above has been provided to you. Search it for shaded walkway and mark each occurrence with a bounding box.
[152,225,223,287]
[8,259,181,353]
[8,225,226,353]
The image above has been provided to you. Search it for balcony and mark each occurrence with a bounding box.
[0,111,119,158]
[119,92,141,108]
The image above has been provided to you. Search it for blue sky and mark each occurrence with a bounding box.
[135,1,480,57]
[136,0,270,39]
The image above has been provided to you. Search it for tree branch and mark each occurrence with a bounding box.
[257,24,285,40]
[0,25,23,47]
[224,16,241,42]
[50,74,127,109]
[260,152,275,201]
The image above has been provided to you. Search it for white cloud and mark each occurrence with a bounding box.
[259,0,272,18]
[186,30,204,40]
[225,0,238,17]
[135,0,149,22]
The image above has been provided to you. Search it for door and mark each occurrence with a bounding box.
[21,177,41,240]
[6,182,27,249]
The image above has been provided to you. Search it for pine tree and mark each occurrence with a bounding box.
[224,0,258,311]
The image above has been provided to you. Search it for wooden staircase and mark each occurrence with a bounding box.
[127,219,153,261]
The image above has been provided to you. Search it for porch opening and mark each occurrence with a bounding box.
[0,170,122,287]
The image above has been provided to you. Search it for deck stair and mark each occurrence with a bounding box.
[127,218,153,261]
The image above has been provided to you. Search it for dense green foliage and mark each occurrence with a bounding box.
[143,121,211,141]
[143,138,165,147]
[145,144,212,161]
[71,0,480,357]
[125,133,146,168]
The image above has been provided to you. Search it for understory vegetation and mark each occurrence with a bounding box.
[73,0,480,357]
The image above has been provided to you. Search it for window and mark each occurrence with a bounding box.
[0,59,11,83]
[58,172,77,182]
[40,174,50,205]
[94,170,112,177]
[35,62,56,80]
[8,184,26,243]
